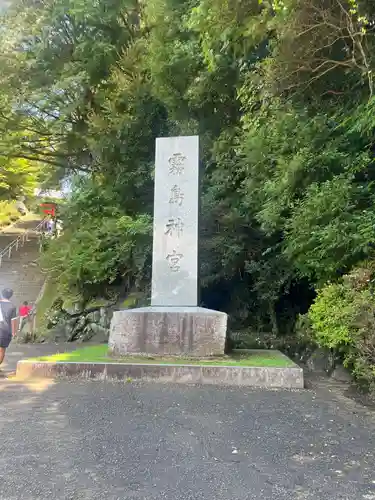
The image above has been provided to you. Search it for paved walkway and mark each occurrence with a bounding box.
[0,342,80,375]
[1,344,375,499]
[0,214,42,248]
[0,215,45,307]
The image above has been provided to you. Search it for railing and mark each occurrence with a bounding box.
[0,219,45,268]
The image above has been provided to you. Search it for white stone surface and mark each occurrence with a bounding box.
[151,136,199,306]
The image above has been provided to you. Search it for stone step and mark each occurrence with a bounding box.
[0,217,45,308]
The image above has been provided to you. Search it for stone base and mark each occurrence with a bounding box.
[108,306,227,357]
[15,359,304,389]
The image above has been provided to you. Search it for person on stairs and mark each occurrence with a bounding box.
[0,289,17,366]
[19,301,32,333]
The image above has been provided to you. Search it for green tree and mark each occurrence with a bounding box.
[2,0,375,341]
[0,0,141,173]
[42,177,152,300]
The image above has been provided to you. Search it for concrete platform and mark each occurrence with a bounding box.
[15,358,304,388]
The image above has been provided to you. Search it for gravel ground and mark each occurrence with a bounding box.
[1,377,375,500]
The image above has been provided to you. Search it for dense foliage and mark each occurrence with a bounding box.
[1,0,375,387]
[43,177,152,300]
[308,265,375,390]
[0,200,22,227]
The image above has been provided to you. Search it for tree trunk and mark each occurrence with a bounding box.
[269,302,278,336]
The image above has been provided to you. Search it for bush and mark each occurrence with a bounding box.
[0,200,21,227]
[308,267,375,394]
[308,283,358,352]
[42,213,152,300]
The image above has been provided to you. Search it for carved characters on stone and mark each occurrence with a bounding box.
[163,152,187,278]
[169,185,184,206]
[164,217,184,238]
[166,249,183,272]
[168,152,186,175]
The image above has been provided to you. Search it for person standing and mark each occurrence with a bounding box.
[19,301,32,333]
[0,289,17,366]
[19,301,32,318]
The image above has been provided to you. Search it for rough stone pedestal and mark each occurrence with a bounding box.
[108,307,227,357]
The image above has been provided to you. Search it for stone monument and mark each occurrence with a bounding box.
[108,135,227,357]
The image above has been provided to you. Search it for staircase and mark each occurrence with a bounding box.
[0,217,45,308]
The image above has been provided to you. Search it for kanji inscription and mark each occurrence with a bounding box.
[164,217,184,237]
[168,152,186,175]
[152,136,199,306]
[166,250,183,272]
[169,185,184,206]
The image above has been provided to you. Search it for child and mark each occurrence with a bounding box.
[19,301,32,333]
[19,301,32,318]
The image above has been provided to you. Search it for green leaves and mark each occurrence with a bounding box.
[1,0,375,338]
[0,0,139,173]
[285,177,375,282]
[0,149,42,198]
[309,282,358,350]
[43,193,152,298]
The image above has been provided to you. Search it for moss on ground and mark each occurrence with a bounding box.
[30,344,295,367]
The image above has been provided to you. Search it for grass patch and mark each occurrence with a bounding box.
[29,344,295,367]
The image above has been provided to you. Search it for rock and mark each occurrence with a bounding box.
[62,302,84,315]
[89,323,109,342]
[86,298,115,309]
[75,316,87,329]
[76,324,94,343]
[99,307,113,329]
[306,348,334,373]
[90,322,108,335]
[86,310,101,323]
[109,307,227,357]
[331,364,352,383]
[77,323,108,343]
[49,323,72,342]
[45,302,114,343]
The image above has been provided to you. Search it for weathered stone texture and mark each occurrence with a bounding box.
[108,306,227,357]
[16,357,304,388]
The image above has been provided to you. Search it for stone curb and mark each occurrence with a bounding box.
[16,360,304,388]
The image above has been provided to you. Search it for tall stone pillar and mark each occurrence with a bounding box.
[109,136,227,357]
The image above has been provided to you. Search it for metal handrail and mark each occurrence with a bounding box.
[0,219,46,268]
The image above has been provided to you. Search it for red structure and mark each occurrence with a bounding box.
[40,203,56,217]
